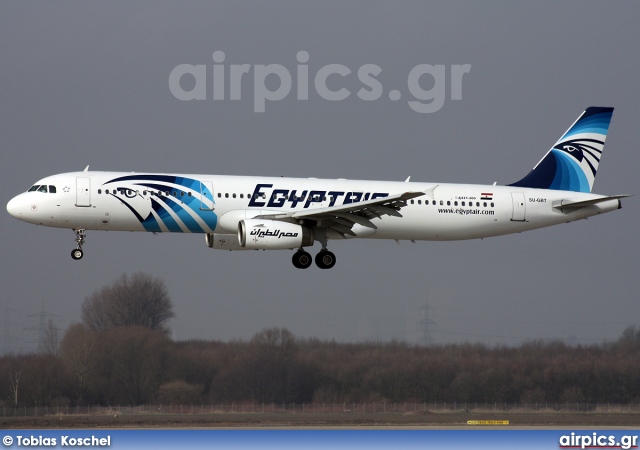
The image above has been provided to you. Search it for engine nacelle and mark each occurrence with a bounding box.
[238,219,314,250]
[205,233,246,250]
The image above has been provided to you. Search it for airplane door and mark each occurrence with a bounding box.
[76,177,91,207]
[200,181,214,211]
[511,192,526,221]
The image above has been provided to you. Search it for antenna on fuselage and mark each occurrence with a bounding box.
[83,165,90,172]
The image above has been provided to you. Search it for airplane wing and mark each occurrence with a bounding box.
[256,185,438,238]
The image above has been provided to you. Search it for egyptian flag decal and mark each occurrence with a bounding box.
[481,192,493,200]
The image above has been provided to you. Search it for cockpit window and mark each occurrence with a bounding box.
[28,185,40,192]
[49,185,56,194]
[37,185,48,193]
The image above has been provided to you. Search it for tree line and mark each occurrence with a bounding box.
[2,273,640,407]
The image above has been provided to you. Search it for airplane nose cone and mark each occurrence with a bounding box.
[7,195,24,219]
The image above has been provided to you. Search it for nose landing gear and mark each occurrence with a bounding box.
[71,228,86,260]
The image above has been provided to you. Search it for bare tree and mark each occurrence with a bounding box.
[81,272,174,334]
[101,326,170,405]
[9,367,20,407]
[38,319,60,356]
[59,323,99,404]
[81,287,112,332]
[20,354,66,407]
[247,327,299,402]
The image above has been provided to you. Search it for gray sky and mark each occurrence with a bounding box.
[2,1,639,352]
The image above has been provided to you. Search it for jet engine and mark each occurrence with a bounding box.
[238,219,314,250]
[205,233,246,250]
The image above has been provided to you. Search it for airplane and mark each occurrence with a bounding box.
[6,107,628,269]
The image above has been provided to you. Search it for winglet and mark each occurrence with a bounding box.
[423,185,439,200]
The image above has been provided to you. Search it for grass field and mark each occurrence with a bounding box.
[3,410,640,429]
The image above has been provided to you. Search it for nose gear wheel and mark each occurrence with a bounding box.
[71,228,86,260]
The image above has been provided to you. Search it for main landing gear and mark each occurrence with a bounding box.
[71,228,86,260]
[292,249,336,269]
[292,250,312,269]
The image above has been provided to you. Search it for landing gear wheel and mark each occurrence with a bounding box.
[292,250,313,269]
[71,228,86,261]
[315,250,336,269]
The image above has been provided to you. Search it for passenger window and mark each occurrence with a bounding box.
[447,201,451,206]
[439,200,443,205]
[418,200,421,205]
[461,201,465,206]
[232,193,236,198]
[49,185,56,193]
[218,193,221,198]
[240,194,243,199]
[476,202,480,207]
[454,201,458,206]
[98,189,102,194]
[188,192,192,196]
[410,200,414,204]
[491,202,494,207]
[483,202,487,207]
[225,193,229,198]
[181,192,185,197]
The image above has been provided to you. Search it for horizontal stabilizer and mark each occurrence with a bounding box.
[553,194,630,210]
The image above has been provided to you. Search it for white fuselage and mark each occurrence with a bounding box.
[6,108,623,268]
[6,171,620,243]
